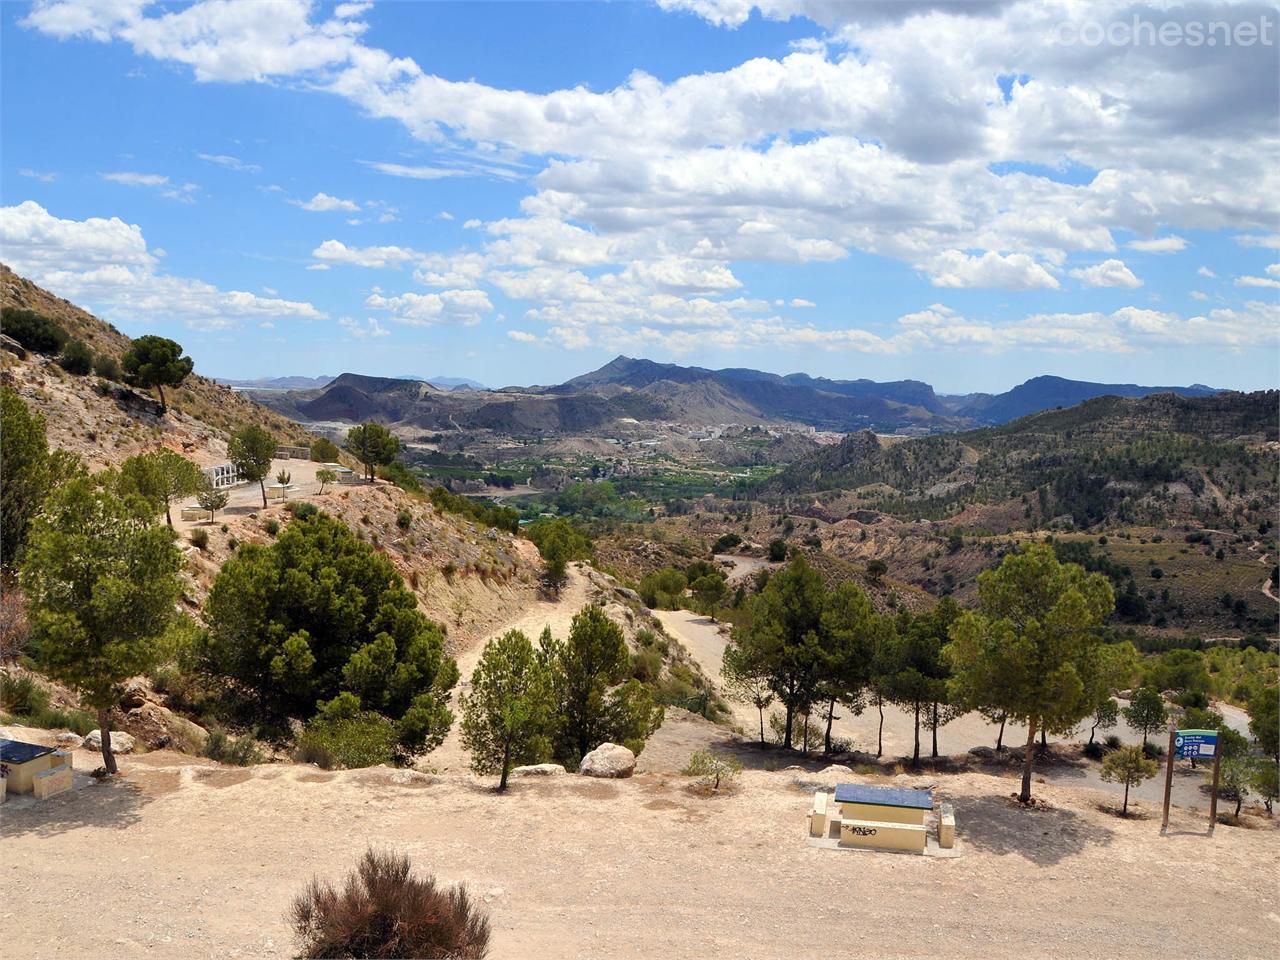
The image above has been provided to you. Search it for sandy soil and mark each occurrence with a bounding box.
[3,741,1276,960]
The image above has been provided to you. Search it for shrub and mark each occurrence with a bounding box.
[2,307,67,354]
[767,539,788,562]
[1082,741,1106,760]
[58,339,94,375]
[296,712,397,770]
[0,672,50,715]
[189,528,209,550]
[629,648,663,684]
[1104,734,1123,750]
[683,750,743,791]
[711,532,742,554]
[203,730,264,766]
[310,437,341,462]
[263,518,280,536]
[286,501,319,520]
[290,848,490,960]
[396,509,413,531]
[93,353,122,380]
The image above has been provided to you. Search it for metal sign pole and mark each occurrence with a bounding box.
[1160,725,1176,835]
[1207,730,1222,835]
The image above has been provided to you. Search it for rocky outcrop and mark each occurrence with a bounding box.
[579,742,636,779]
[511,763,566,777]
[84,729,136,754]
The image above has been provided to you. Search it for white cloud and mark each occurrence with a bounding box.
[101,171,198,202]
[365,289,493,326]
[1198,266,1217,279]
[437,211,455,221]
[1236,234,1280,250]
[507,330,539,343]
[1,200,324,328]
[1190,291,1208,301]
[1235,264,1280,289]
[339,316,389,339]
[311,239,417,268]
[334,2,373,17]
[306,262,331,271]
[292,191,360,212]
[1069,258,1142,289]
[18,168,56,182]
[463,219,482,229]
[197,152,260,172]
[361,161,463,181]
[791,298,815,307]
[927,250,1060,290]
[1127,236,1186,254]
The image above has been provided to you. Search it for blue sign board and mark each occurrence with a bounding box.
[1174,729,1217,761]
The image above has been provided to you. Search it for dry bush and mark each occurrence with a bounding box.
[290,848,490,959]
[0,586,30,662]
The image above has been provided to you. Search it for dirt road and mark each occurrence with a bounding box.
[653,609,1239,809]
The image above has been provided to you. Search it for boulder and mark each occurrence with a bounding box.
[84,729,136,754]
[119,678,150,710]
[818,764,853,776]
[968,746,996,760]
[511,763,566,778]
[54,732,84,750]
[122,702,208,753]
[579,742,636,779]
[614,586,641,603]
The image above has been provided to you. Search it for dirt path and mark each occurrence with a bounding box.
[653,610,1237,809]
[3,745,1276,960]
[714,552,774,584]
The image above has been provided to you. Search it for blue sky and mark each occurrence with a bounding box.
[2,0,1277,392]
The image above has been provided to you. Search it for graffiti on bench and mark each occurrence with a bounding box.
[847,825,877,837]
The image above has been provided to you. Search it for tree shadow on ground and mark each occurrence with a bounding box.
[0,772,151,839]
[948,793,1115,867]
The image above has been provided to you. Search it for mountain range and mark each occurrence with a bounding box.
[247,356,1221,436]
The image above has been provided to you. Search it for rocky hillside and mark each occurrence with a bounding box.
[1,264,311,468]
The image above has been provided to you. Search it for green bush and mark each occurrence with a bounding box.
[711,532,742,554]
[1082,740,1106,760]
[767,539,788,562]
[93,353,122,380]
[1104,734,1123,750]
[295,712,397,770]
[203,730,264,766]
[683,750,743,791]
[0,672,50,715]
[396,509,413,531]
[189,528,209,550]
[286,501,319,520]
[630,648,663,683]
[58,339,94,375]
[2,307,67,354]
[263,518,280,536]
[309,437,341,462]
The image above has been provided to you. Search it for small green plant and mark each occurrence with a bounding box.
[263,518,280,536]
[295,712,397,770]
[189,527,209,550]
[203,730,264,766]
[0,672,49,715]
[396,509,413,531]
[58,339,94,375]
[1100,745,1158,815]
[683,750,743,791]
[93,353,122,380]
[287,501,319,520]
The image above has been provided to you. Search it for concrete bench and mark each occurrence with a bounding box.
[33,765,72,800]
[180,506,207,522]
[809,791,830,838]
[939,803,956,849]
[839,817,927,853]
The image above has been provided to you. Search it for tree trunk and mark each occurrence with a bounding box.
[801,712,810,754]
[1040,727,1048,755]
[758,705,765,748]
[97,707,117,775]
[259,478,267,508]
[877,699,884,758]
[1122,780,1130,815]
[498,738,511,793]
[912,701,921,769]
[1235,793,1243,819]
[783,700,794,750]
[996,714,1006,751]
[1088,720,1097,745]
[824,697,835,754]
[1018,718,1038,803]
[931,702,939,759]
[156,383,167,413]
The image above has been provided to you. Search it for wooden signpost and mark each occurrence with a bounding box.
[1160,727,1221,836]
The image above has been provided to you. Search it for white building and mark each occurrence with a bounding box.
[203,463,242,489]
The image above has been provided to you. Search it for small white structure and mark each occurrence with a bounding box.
[266,483,296,501]
[203,462,241,489]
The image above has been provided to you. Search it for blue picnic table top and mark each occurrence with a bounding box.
[0,738,55,765]
[834,783,933,810]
